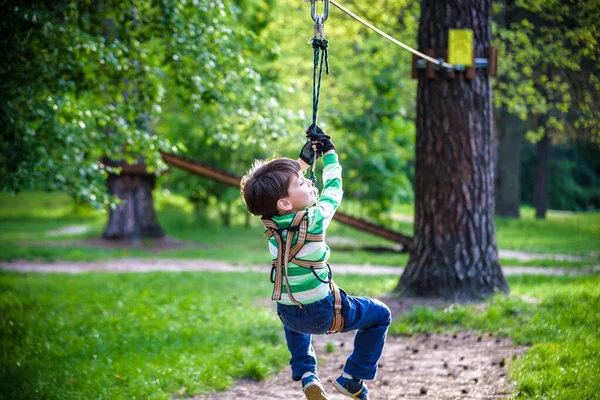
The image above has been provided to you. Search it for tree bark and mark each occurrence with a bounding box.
[396,0,508,300]
[495,109,524,217]
[103,171,165,240]
[534,131,550,219]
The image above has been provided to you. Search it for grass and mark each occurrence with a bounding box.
[1,192,599,399]
[389,275,600,400]
[0,192,598,267]
[0,270,397,400]
[495,207,600,258]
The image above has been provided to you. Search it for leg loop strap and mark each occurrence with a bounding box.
[327,280,344,334]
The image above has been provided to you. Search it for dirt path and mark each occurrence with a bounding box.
[191,318,525,400]
[1,259,598,275]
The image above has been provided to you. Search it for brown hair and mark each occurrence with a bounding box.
[240,158,300,218]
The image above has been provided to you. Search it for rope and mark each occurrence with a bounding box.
[308,37,329,183]
[329,0,454,69]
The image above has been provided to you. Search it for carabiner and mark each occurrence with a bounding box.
[307,0,329,23]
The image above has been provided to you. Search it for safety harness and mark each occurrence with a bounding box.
[262,211,344,334]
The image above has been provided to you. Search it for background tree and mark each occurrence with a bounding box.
[493,0,600,219]
[396,0,509,300]
[0,0,288,238]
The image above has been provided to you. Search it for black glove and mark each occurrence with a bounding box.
[306,124,335,154]
[299,139,321,164]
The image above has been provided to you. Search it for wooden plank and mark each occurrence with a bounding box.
[442,49,455,80]
[487,47,498,77]
[160,151,414,249]
[465,50,476,80]
[426,48,436,79]
[411,54,418,79]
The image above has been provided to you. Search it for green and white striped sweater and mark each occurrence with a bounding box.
[268,152,343,305]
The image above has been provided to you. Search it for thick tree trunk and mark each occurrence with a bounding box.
[534,131,550,219]
[495,110,524,217]
[103,172,165,240]
[396,0,508,300]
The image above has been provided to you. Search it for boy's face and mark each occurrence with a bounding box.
[282,172,317,213]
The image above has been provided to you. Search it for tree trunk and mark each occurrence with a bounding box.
[534,131,550,219]
[396,0,508,300]
[103,172,165,240]
[495,109,524,217]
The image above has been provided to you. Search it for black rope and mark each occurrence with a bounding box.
[308,37,329,183]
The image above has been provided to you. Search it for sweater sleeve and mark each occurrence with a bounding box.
[310,152,343,231]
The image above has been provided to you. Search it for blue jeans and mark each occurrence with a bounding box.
[277,288,391,381]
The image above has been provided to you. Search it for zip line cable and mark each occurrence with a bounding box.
[328,0,454,69]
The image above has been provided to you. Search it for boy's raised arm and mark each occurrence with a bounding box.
[314,148,342,230]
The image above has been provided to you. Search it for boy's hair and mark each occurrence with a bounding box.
[240,158,301,218]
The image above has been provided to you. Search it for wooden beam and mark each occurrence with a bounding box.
[160,151,414,249]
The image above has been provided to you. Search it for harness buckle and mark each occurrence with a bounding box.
[270,263,276,283]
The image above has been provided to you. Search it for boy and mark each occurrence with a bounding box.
[240,126,391,400]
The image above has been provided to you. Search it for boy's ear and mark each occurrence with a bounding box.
[277,198,293,212]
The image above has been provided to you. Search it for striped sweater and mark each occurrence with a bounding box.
[268,152,343,305]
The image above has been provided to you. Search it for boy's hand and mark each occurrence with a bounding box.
[306,124,335,154]
[299,139,319,164]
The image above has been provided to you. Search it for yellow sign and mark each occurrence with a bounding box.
[449,29,473,66]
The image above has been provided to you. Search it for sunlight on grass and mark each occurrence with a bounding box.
[495,207,600,256]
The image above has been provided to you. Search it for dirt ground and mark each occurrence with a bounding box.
[191,297,526,400]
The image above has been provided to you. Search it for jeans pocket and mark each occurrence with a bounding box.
[304,313,334,335]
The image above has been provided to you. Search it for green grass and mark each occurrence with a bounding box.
[0,192,598,266]
[0,271,396,400]
[495,207,600,257]
[389,275,600,400]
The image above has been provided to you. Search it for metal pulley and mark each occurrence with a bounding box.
[305,0,329,40]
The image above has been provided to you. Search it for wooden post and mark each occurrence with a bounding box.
[442,49,455,79]
[411,54,419,79]
[465,50,476,80]
[486,47,498,77]
[426,49,436,79]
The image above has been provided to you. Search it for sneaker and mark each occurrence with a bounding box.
[302,374,328,400]
[332,374,369,400]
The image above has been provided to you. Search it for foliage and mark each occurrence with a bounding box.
[262,0,419,219]
[390,275,600,400]
[0,271,395,399]
[493,0,600,144]
[155,105,268,225]
[0,0,288,207]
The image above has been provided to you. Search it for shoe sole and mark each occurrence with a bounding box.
[304,383,328,400]
[332,381,366,400]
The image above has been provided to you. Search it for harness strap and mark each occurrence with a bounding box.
[263,211,345,333]
[289,258,326,268]
[263,212,308,307]
[328,280,344,334]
